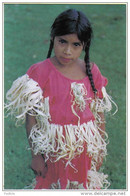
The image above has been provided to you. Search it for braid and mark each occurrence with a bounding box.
[47,40,54,58]
[74,10,97,95]
[84,47,97,95]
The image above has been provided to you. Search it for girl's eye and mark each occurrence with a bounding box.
[59,39,66,44]
[74,43,81,47]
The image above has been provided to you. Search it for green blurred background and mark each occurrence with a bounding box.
[4,3,126,189]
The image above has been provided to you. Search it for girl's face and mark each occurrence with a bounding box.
[53,34,83,66]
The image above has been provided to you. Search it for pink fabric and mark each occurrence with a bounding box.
[26,58,108,189]
[35,147,92,189]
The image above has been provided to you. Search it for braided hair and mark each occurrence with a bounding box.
[47,9,97,95]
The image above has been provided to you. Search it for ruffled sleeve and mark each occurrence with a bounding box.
[90,64,118,115]
[5,61,51,125]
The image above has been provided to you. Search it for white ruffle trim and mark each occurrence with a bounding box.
[51,179,84,189]
[49,171,110,189]
[5,74,51,125]
[29,120,108,164]
[90,87,118,116]
[26,171,110,189]
[86,170,110,189]
[71,82,88,112]
[70,82,91,125]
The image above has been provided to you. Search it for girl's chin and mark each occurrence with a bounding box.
[54,56,76,66]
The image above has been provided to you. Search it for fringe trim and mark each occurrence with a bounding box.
[90,87,118,118]
[87,170,110,189]
[5,74,51,125]
[29,120,108,166]
[71,82,88,112]
[26,174,110,189]
[51,179,84,189]
[70,82,91,126]
[50,171,110,189]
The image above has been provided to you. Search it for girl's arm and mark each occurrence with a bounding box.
[26,114,37,157]
[96,112,105,171]
[26,114,48,177]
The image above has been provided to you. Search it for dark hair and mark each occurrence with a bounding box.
[47,9,97,94]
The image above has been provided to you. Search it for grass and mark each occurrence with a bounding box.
[4,3,126,189]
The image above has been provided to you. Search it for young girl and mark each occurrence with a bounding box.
[5,9,117,189]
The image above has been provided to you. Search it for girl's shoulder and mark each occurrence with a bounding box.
[90,62,100,71]
[79,59,105,78]
[26,59,52,88]
[79,60,96,71]
[91,62,108,90]
[27,59,51,76]
[79,60,105,82]
[90,62,102,76]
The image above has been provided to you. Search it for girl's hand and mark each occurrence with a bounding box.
[96,150,104,171]
[31,154,48,178]
[96,156,103,171]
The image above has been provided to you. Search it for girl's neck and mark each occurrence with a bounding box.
[50,56,87,80]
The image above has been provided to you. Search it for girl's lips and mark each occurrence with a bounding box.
[61,57,71,63]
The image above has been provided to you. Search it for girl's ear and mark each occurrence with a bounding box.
[51,36,54,42]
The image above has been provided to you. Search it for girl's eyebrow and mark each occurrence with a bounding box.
[58,37,67,42]
[73,41,82,45]
[58,37,82,45]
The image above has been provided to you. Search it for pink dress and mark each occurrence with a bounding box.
[6,58,115,189]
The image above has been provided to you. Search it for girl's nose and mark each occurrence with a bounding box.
[64,45,72,55]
